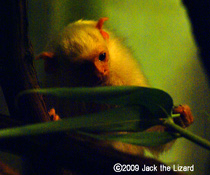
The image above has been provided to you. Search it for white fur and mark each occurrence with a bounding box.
[42,19,153,156]
[48,19,149,87]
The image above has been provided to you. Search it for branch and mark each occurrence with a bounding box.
[0,1,50,123]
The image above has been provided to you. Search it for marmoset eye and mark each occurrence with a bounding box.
[99,53,106,61]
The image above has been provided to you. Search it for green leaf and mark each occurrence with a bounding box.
[0,106,158,139]
[18,86,174,118]
[79,131,179,147]
[0,86,175,150]
[1,86,208,153]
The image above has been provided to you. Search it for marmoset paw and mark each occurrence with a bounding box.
[173,104,194,128]
[48,108,61,121]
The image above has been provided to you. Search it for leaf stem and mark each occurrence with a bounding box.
[164,117,210,151]
[171,114,180,118]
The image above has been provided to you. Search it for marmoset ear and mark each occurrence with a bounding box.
[96,17,109,40]
[36,52,59,73]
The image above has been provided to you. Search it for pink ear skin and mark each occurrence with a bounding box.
[96,17,109,40]
[35,52,58,73]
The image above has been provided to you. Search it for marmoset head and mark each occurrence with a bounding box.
[36,18,110,87]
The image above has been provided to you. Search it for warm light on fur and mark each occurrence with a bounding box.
[37,18,188,157]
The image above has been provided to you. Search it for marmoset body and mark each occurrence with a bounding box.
[37,18,193,157]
